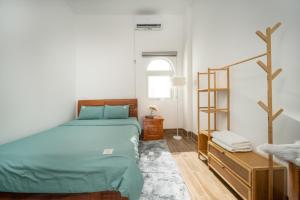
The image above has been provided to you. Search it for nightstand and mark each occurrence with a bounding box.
[143,116,164,140]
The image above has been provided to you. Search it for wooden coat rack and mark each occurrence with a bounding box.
[256,22,283,200]
[211,22,283,200]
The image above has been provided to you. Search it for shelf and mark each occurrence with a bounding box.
[199,130,217,136]
[198,88,229,92]
[197,69,230,162]
[199,108,228,113]
[200,130,209,136]
[198,149,208,160]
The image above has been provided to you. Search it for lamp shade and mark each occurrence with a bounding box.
[171,76,186,87]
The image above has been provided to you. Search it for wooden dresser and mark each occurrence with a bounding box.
[288,163,300,200]
[143,116,164,140]
[208,141,287,200]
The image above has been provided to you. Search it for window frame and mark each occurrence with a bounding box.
[146,57,175,99]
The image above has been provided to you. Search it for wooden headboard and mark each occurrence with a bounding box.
[77,99,138,118]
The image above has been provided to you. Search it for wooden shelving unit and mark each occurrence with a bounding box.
[197,69,230,159]
[198,88,228,92]
[199,108,228,113]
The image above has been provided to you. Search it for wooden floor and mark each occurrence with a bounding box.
[164,131,240,200]
[164,130,196,153]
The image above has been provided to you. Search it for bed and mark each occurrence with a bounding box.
[0,99,143,200]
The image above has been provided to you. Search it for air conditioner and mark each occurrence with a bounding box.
[135,15,162,31]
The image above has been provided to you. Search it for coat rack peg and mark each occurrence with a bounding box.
[256,31,267,42]
[257,60,269,73]
[258,101,269,112]
[272,108,284,121]
[271,22,282,34]
[272,68,282,80]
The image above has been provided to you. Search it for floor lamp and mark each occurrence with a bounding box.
[171,76,186,140]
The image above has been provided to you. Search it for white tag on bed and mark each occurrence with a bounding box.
[103,148,114,155]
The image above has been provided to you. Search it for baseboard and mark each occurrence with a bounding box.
[189,131,197,142]
[164,128,197,143]
[164,128,185,134]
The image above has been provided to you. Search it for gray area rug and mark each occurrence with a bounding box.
[139,140,191,200]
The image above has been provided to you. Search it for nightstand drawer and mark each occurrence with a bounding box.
[144,120,163,126]
[144,127,160,133]
[144,129,163,135]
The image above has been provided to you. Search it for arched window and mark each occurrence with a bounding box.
[147,58,174,99]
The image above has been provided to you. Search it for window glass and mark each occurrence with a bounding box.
[147,58,173,99]
[148,76,171,98]
[147,59,172,71]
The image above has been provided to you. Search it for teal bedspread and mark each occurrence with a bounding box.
[0,118,143,200]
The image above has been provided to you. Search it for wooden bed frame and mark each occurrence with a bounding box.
[0,99,138,200]
[77,99,138,118]
[0,192,128,200]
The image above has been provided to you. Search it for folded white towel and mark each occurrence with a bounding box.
[229,142,252,149]
[259,142,300,167]
[212,131,252,149]
[212,138,253,152]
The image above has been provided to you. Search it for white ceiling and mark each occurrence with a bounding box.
[65,0,192,15]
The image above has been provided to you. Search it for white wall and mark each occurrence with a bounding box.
[75,15,136,100]
[0,0,76,144]
[189,0,300,146]
[75,14,185,128]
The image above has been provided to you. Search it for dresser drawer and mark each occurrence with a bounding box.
[208,142,251,185]
[208,155,251,200]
